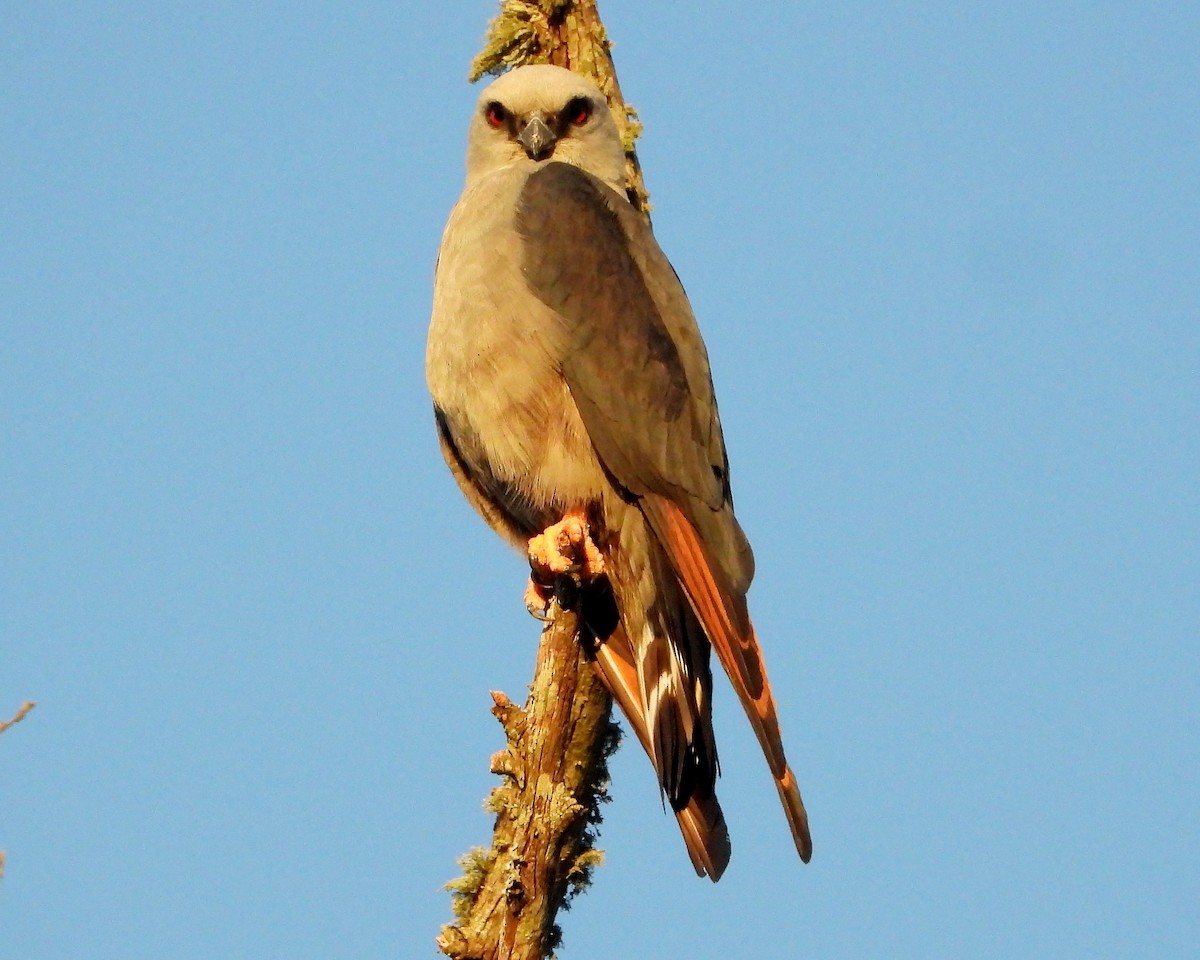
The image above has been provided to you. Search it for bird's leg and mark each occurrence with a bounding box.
[525,508,606,617]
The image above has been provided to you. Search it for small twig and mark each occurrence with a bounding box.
[1,700,36,880]
[0,701,36,736]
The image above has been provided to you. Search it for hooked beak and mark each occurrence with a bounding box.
[517,115,557,161]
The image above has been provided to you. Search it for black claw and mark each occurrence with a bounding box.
[580,574,619,640]
[553,573,580,611]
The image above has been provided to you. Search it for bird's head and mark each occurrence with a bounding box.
[465,64,626,194]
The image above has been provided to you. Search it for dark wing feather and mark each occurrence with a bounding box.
[514,163,753,596]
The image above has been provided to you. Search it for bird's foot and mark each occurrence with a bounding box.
[523,577,554,619]
[524,510,605,617]
[529,511,606,578]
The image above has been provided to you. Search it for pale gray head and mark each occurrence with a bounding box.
[465,64,626,194]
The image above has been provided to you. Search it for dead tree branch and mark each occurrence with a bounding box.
[438,607,619,959]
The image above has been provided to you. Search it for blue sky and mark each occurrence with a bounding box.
[3,2,1197,957]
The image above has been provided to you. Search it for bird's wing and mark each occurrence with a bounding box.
[515,162,754,596]
[515,162,811,863]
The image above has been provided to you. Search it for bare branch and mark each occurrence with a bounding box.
[1,700,37,880]
[0,701,36,737]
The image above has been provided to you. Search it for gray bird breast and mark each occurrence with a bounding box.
[427,164,617,536]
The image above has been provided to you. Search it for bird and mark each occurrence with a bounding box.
[426,63,810,880]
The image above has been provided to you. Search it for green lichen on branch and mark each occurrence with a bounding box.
[563,847,605,903]
[562,715,619,906]
[618,103,643,153]
[559,717,619,909]
[445,846,495,921]
[618,103,650,213]
[469,0,568,82]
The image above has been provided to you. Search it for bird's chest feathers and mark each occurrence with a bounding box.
[427,174,601,503]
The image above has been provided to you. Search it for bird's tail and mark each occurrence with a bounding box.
[589,618,731,880]
[675,791,731,880]
[641,495,813,863]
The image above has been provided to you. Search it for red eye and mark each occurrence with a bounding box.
[485,102,507,127]
[565,97,591,126]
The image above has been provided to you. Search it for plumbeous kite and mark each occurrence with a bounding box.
[427,64,811,880]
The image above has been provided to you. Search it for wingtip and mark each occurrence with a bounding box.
[775,766,813,864]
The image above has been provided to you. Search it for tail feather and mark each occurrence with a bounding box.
[591,621,731,880]
[676,793,731,880]
[641,494,813,863]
